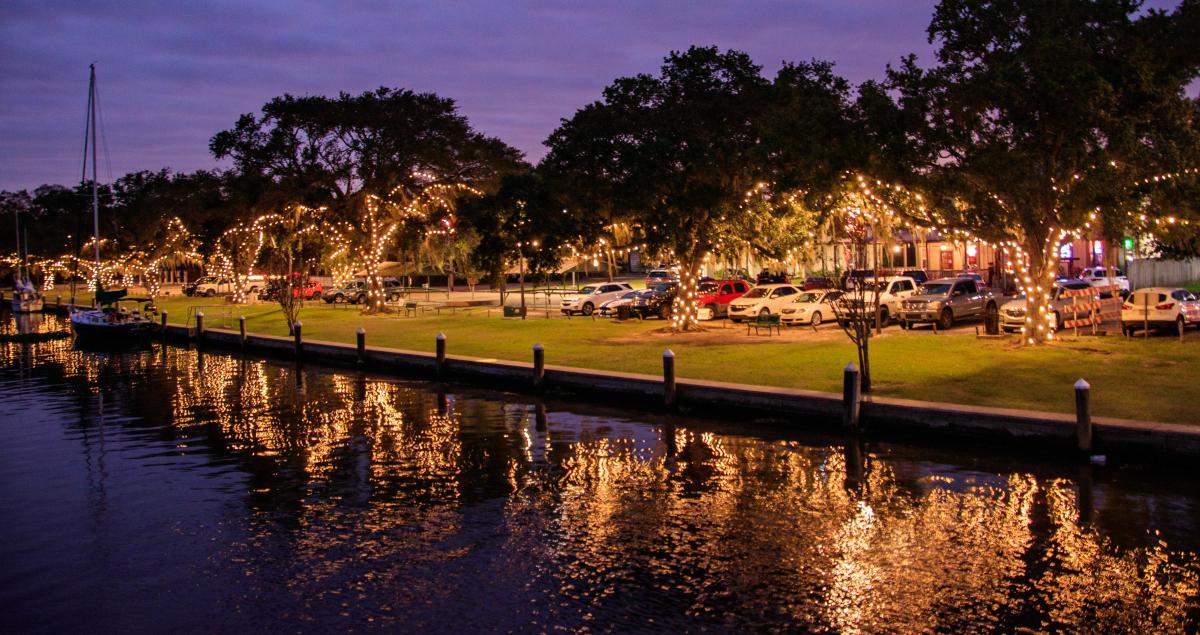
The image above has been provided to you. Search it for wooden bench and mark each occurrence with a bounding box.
[403,301,419,317]
[747,313,782,335]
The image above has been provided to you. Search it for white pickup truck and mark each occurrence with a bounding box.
[193,275,265,297]
[838,276,919,326]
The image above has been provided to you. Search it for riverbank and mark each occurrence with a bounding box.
[30,292,1200,425]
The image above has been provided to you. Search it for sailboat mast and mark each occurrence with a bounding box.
[89,64,100,277]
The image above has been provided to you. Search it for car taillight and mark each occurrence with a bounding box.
[1122,302,1134,310]
[1156,302,1175,310]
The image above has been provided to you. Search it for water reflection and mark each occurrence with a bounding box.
[1,313,1198,632]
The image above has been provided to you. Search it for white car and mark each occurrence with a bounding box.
[856,276,919,325]
[1120,287,1200,334]
[780,289,843,326]
[598,290,640,316]
[1000,280,1094,332]
[1079,266,1130,296]
[726,284,802,323]
[560,282,634,316]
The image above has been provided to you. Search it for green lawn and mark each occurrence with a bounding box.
[127,294,1200,425]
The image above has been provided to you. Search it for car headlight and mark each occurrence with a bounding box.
[927,301,942,309]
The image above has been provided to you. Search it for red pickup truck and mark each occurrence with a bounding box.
[697,279,751,319]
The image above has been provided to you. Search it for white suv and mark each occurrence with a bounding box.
[726,284,802,323]
[561,282,634,316]
[1121,287,1200,335]
[1079,266,1130,297]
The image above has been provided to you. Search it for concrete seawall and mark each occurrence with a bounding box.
[152,320,1200,463]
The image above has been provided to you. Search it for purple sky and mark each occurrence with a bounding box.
[1,1,1191,192]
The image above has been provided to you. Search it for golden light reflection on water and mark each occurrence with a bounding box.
[3,327,1198,632]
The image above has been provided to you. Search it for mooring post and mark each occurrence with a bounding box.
[238,315,246,349]
[533,343,545,391]
[356,327,366,364]
[293,321,303,360]
[160,310,168,328]
[55,294,61,308]
[843,363,862,432]
[436,332,447,381]
[91,296,96,308]
[1075,378,1092,454]
[663,349,677,409]
[195,311,205,342]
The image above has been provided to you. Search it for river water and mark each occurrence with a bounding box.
[1,312,1197,633]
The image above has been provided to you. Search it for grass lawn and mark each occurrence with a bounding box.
[131,293,1200,425]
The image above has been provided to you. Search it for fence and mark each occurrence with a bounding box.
[1128,259,1200,289]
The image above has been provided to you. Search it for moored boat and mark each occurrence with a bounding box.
[69,65,156,341]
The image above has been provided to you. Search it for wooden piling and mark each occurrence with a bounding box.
[1075,378,1092,453]
[533,343,545,391]
[843,363,862,431]
[436,332,446,380]
[663,349,676,409]
[293,321,303,360]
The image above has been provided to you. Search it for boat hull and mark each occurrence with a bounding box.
[70,310,156,340]
[10,294,43,314]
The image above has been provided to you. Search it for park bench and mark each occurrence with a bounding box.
[747,313,782,336]
[403,301,420,317]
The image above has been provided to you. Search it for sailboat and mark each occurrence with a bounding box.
[69,65,156,340]
[11,207,44,313]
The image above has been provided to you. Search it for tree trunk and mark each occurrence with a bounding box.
[672,249,704,332]
[1017,233,1060,345]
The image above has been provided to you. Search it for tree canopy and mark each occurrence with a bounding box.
[882,0,1200,341]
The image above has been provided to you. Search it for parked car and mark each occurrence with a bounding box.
[900,270,928,286]
[801,276,834,290]
[956,271,987,288]
[898,277,998,330]
[756,269,791,284]
[560,282,635,316]
[184,276,217,297]
[1078,266,1131,297]
[780,289,843,326]
[644,269,678,286]
[245,274,265,295]
[838,276,919,326]
[1120,287,1200,335]
[323,280,369,304]
[696,279,751,319]
[598,290,640,317]
[192,277,233,297]
[257,279,283,301]
[999,280,1095,332]
[293,279,323,300]
[631,282,678,319]
[726,284,802,323]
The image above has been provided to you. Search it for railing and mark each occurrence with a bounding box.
[186,304,236,329]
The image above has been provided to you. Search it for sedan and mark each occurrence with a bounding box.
[780,290,843,326]
[726,284,802,323]
[560,282,635,316]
